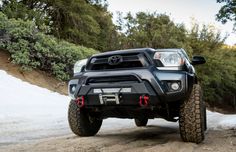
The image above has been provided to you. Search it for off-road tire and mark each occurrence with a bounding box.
[134,118,148,127]
[179,84,205,143]
[68,100,102,136]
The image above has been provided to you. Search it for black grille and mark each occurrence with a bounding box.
[86,75,140,84]
[87,53,147,70]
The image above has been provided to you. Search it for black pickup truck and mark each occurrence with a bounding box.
[68,48,207,143]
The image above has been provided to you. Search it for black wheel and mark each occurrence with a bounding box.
[134,118,148,127]
[179,84,206,144]
[68,100,102,136]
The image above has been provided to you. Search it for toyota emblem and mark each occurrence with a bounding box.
[108,55,123,65]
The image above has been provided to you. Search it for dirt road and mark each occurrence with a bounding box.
[1,125,235,152]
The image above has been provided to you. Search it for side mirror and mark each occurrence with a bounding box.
[80,65,86,72]
[191,56,206,65]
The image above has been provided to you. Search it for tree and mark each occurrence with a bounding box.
[117,12,188,50]
[0,0,117,51]
[187,23,226,54]
[216,0,236,30]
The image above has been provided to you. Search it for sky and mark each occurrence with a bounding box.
[107,0,236,45]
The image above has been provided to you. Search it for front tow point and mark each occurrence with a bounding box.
[76,96,85,108]
[139,95,149,107]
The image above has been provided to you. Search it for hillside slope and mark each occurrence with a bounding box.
[0,50,67,95]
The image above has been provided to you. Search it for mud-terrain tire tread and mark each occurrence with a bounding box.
[135,118,148,127]
[179,84,205,144]
[68,100,102,136]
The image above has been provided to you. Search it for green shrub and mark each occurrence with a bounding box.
[197,48,236,109]
[0,12,98,80]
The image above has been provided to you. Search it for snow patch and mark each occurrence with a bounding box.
[0,70,70,144]
[207,111,236,130]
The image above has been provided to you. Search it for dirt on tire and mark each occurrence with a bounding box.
[179,84,205,143]
[68,100,102,136]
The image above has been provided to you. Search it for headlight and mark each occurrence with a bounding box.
[68,79,79,99]
[154,52,184,67]
[74,59,88,74]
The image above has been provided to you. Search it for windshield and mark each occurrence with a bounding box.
[180,49,190,61]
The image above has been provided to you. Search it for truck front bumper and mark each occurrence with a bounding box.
[68,69,195,107]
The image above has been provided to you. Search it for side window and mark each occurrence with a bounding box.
[74,59,88,73]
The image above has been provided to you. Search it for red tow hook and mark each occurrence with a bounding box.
[139,95,149,107]
[76,96,85,108]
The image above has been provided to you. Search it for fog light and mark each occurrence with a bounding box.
[171,82,180,91]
